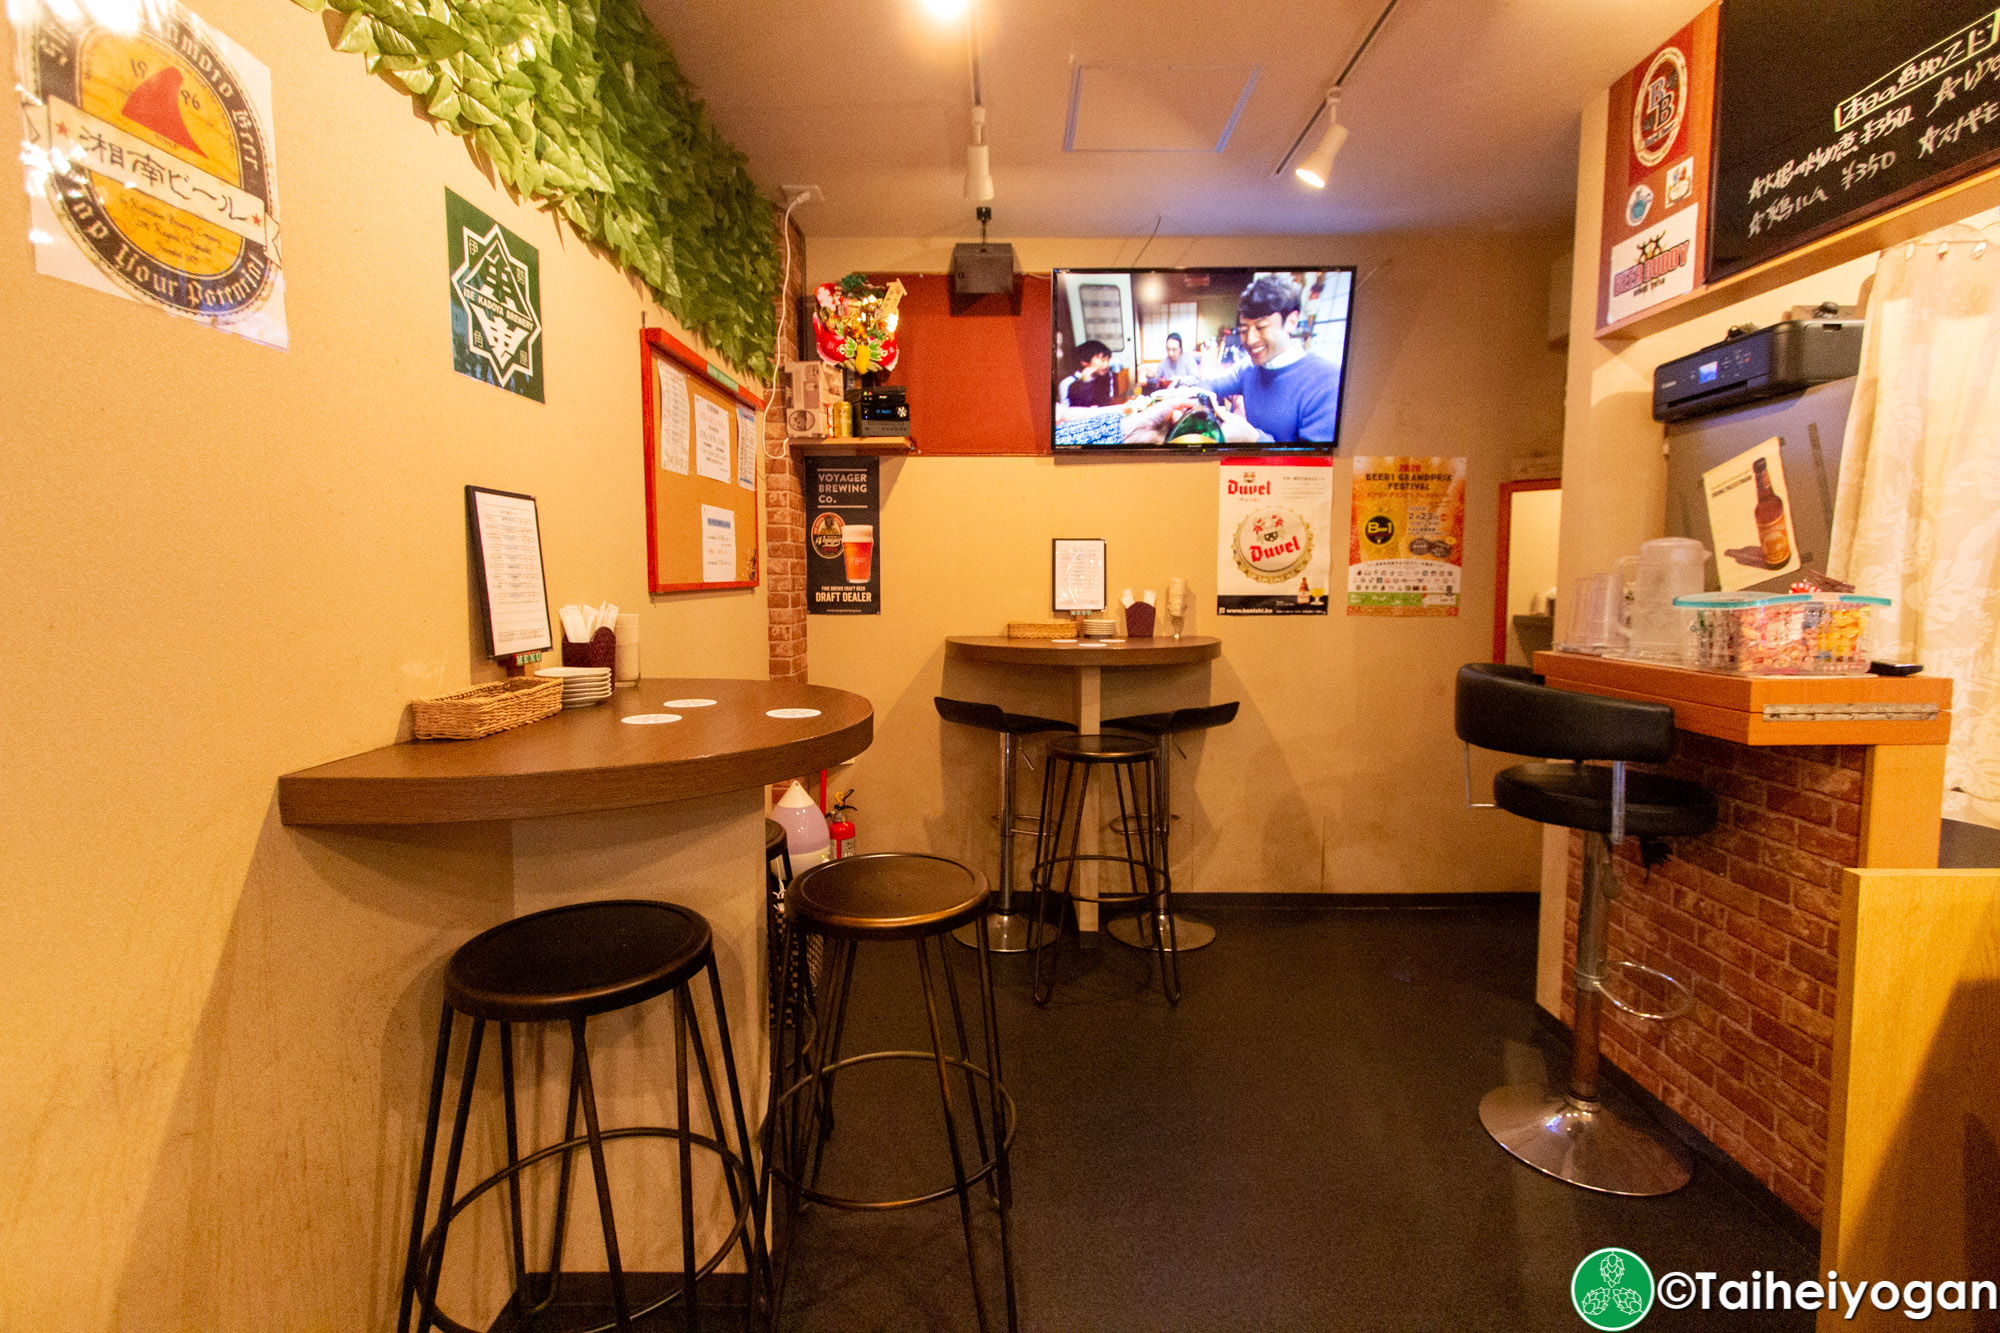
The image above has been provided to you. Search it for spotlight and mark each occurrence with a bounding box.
[1294,94,1346,190]
[921,0,968,19]
[964,104,994,202]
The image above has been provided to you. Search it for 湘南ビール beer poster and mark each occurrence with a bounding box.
[804,457,879,615]
[448,189,543,401]
[1216,458,1333,615]
[1348,457,1466,616]
[13,0,288,348]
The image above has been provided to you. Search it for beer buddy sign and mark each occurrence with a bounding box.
[1597,5,1718,330]
[447,188,543,401]
[1348,456,1466,616]
[13,0,288,348]
[804,457,879,615]
[1216,458,1333,615]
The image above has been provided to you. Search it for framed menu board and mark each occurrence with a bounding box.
[641,327,763,593]
[1710,2,2000,279]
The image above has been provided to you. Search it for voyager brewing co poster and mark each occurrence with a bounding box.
[1347,456,1466,616]
[13,0,289,348]
[1216,458,1333,615]
[804,457,879,615]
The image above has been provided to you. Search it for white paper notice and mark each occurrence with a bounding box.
[701,504,737,581]
[1053,539,1107,613]
[471,490,553,655]
[736,405,759,490]
[656,361,690,475]
[694,398,731,482]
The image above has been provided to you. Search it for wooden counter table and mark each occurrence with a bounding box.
[278,677,872,1317]
[1533,650,1950,868]
[947,636,1222,936]
[1531,652,1965,1316]
[279,676,872,826]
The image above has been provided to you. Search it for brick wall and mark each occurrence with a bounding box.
[1561,733,1865,1226]
[765,216,807,684]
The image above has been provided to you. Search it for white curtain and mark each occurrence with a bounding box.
[1831,221,2000,829]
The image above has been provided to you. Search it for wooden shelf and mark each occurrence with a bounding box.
[789,436,917,457]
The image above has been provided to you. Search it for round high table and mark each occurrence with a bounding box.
[945,636,1221,946]
[278,677,871,1307]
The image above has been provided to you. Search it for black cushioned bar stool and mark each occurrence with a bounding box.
[763,852,1018,1333]
[935,697,1077,953]
[1100,701,1240,951]
[1456,663,1715,1197]
[1028,732,1177,1005]
[399,899,764,1333]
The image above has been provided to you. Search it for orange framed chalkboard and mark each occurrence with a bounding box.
[642,327,764,593]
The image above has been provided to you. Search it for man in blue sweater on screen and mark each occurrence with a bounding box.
[1198,273,1342,444]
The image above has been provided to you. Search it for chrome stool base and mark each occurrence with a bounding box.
[953,909,1036,953]
[1105,911,1216,952]
[1478,1082,1691,1197]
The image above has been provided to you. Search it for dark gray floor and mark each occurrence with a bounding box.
[772,903,1819,1332]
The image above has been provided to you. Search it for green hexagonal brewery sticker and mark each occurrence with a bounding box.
[447,188,542,402]
[1572,1248,1653,1329]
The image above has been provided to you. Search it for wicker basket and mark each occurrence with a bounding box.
[1006,621,1077,640]
[411,677,564,740]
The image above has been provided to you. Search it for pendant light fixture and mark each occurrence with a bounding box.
[952,3,984,202]
[1278,0,1401,191]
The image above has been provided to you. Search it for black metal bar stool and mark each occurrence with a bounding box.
[1456,662,1714,1196]
[399,899,765,1333]
[1027,732,1177,1005]
[1101,701,1239,952]
[935,697,1076,953]
[762,852,1018,1333]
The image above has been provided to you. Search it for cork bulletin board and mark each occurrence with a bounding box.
[642,327,762,593]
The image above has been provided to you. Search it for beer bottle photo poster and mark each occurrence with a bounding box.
[1216,458,1334,615]
[1347,456,1467,616]
[1703,437,1800,590]
[804,457,880,614]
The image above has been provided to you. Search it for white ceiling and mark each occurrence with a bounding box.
[642,0,1712,239]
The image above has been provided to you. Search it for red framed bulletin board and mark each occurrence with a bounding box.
[642,327,764,593]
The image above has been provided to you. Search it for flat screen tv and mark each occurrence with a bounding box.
[1051,267,1354,454]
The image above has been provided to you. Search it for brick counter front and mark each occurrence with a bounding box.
[1562,735,1867,1226]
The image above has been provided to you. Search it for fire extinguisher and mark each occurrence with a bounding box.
[827,789,857,860]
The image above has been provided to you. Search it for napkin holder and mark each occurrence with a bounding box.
[1124,603,1157,638]
[562,626,617,669]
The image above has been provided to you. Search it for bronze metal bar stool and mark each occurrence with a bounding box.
[399,899,766,1333]
[1026,732,1177,1005]
[1456,662,1713,1196]
[935,697,1077,953]
[1101,701,1240,952]
[761,852,1019,1333]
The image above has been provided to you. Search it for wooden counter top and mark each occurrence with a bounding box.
[946,635,1221,668]
[1534,651,1951,747]
[278,678,872,826]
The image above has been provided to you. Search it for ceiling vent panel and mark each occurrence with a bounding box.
[1064,63,1260,153]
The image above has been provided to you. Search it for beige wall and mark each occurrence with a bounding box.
[0,1,770,1325]
[1536,92,1887,1009]
[806,232,1566,897]
[1506,487,1562,665]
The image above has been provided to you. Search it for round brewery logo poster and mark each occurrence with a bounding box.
[16,0,288,348]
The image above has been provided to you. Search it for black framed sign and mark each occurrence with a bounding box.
[1710,2,2000,279]
[465,485,554,659]
[1052,538,1107,614]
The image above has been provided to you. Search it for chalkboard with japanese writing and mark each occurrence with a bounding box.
[1710,1,2000,279]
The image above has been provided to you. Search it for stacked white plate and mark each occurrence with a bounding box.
[1081,617,1118,638]
[537,666,613,707]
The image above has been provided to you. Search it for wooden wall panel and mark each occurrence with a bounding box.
[880,273,1052,456]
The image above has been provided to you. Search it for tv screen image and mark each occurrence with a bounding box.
[1051,267,1354,453]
